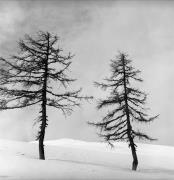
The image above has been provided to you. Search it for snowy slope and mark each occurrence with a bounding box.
[0,139,174,180]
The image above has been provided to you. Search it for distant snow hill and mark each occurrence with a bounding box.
[0,138,174,180]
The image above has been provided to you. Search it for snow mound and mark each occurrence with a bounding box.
[0,138,173,179]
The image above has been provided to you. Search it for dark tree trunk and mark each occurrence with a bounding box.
[39,100,47,160]
[38,33,49,160]
[130,136,138,170]
[122,54,138,171]
[39,133,45,160]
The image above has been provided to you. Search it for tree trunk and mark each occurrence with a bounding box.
[39,97,47,159]
[38,32,49,160]
[39,134,45,160]
[38,99,47,160]
[129,136,138,170]
[122,54,138,171]
[39,100,47,160]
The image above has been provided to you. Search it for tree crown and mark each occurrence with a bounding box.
[90,52,158,145]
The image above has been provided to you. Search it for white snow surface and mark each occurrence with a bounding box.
[0,138,174,180]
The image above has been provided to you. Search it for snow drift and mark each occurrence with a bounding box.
[0,138,173,179]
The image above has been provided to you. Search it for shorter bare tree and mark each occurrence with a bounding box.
[90,52,158,171]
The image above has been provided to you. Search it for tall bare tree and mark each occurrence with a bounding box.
[0,31,92,160]
[90,52,158,170]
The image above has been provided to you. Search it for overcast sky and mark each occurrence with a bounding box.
[0,0,174,146]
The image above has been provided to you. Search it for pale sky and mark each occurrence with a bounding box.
[0,0,174,146]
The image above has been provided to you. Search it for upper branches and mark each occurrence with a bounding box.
[0,31,93,113]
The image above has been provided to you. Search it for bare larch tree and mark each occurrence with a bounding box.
[0,31,92,160]
[90,52,158,170]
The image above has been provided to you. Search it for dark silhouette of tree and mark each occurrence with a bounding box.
[0,31,92,160]
[90,52,158,171]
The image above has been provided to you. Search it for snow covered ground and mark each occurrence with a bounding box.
[0,138,173,180]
